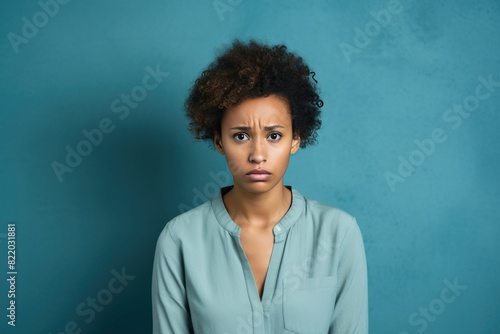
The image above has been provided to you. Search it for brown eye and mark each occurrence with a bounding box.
[233,133,249,141]
[268,132,282,141]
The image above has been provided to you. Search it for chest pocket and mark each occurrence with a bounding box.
[282,276,336,334]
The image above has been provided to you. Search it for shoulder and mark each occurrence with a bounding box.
[302,194,356,227]
[298,192,362,247]
[157,200,213,246]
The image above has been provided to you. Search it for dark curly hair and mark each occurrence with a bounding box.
[185,39,323,148]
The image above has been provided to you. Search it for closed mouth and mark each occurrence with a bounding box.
[246,169,271,175]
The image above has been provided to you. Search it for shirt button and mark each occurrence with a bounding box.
[275,225,282,232]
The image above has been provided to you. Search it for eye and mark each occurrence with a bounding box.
[268,132,282,141]
[233,133,249,141]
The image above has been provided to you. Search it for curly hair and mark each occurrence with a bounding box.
[184,39,323,148]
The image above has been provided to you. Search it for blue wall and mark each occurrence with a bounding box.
[1,0,499,333]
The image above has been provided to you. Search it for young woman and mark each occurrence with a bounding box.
[152,39,368,334]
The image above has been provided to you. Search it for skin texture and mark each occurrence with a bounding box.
[213,94,300,299]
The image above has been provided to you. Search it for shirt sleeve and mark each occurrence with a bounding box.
[330,217,369,333]
[152,224,194,334]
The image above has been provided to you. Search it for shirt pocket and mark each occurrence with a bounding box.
[282,275,337,334]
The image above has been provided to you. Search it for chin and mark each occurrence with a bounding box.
[236,179,283,194]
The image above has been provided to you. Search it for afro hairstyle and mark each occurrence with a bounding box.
[184,39,323,148]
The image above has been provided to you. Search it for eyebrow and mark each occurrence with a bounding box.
[229,125,285,131]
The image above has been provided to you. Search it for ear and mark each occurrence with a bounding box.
[214,132,225,154]
[290,135,301,154]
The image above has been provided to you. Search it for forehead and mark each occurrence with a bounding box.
[221,95,291,127]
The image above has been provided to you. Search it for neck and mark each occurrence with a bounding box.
[223,183,292,230]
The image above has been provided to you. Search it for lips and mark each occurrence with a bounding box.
[246,169,271,181]
[246,169,271,175]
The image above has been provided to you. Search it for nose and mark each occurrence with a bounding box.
[249,137,267,164]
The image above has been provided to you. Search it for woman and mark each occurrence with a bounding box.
[152,39,368,334]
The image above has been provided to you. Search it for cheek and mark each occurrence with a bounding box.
[273,149,292,168]
[225,153,246,175]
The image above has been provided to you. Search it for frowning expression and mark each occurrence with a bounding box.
[214,94,300,194]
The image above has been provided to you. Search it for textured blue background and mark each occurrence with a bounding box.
[1,0,499,333]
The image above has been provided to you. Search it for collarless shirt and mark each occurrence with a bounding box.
[152,185,368,334]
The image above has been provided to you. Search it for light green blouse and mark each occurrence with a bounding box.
[152,185,368,334]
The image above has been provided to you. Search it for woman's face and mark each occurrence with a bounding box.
[214,94,300,195]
